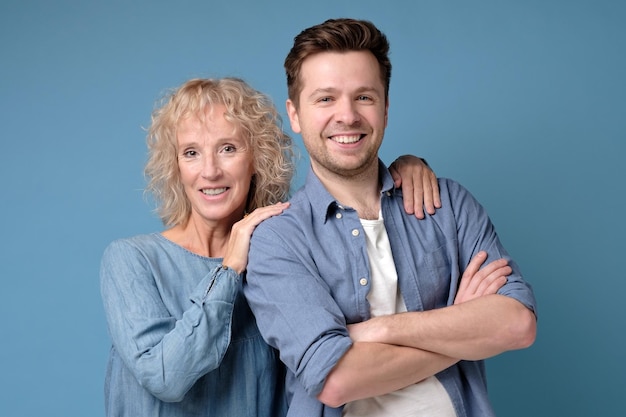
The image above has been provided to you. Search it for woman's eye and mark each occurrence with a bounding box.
[223,145,236,153]
[182,150,197,157]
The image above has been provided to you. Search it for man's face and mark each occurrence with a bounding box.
[286,50,388,180]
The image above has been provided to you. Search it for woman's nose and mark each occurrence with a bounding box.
[201,154,222,179]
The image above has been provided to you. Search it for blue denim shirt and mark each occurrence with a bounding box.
[245,161,537,417]
[100,233,287,417]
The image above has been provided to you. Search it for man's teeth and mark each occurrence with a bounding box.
[332,135,361,144]
[202,188,227,196]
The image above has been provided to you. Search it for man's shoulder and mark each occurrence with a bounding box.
[437,177,463,190]
[254,188,317,236]
[435,177,476,203]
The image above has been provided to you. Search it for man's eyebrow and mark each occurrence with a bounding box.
[354,86,381,94]
[309,87,337,96]
[308,86,380,97]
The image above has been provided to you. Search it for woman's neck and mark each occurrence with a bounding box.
[162,215,232,258]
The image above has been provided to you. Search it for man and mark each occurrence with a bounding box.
[245,18,537,417]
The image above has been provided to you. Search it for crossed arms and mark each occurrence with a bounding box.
[245,177,537,409]
[318,251,537,407]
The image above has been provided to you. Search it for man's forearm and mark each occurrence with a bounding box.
[317,342,457,408]
[352,295,536,360]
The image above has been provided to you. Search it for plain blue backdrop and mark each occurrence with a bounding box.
[1,1,624,416]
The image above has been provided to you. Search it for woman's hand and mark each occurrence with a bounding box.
[222,202,290,273]
[389,155,441,219]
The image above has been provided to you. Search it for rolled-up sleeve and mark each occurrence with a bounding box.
[446,179,537,315]
[245,222,352,398]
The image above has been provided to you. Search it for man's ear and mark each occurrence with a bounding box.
[384,98,389,128]
[286,99,302,133]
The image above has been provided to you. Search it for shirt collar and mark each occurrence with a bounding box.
[303,159,397,223]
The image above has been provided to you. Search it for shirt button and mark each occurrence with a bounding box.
[336,212,342,219]
[359,278,368,286]
[351,229,360,237]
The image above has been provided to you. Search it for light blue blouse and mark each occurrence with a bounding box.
[100,233,286,417]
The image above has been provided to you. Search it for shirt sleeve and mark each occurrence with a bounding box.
[100,239,240,402]
[446,179,538,316]
[244,223,353,398]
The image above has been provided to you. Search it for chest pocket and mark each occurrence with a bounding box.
[412,245,453,310]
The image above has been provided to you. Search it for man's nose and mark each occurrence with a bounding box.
[335,99,361,125]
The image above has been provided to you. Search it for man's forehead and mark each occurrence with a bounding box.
[299,51,383,88]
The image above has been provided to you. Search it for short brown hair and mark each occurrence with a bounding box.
[144,78,295,227]
[284,18,392,108]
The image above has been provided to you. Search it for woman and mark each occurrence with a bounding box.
[100,77,438,416]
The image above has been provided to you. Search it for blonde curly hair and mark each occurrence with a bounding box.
[145,78,295,227]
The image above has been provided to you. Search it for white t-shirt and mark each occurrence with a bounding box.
[342,215,456,417]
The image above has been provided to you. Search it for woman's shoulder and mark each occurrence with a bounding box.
[105,232,163,252]
[102,233,177,264]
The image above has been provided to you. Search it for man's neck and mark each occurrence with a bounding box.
[313,162,381,220]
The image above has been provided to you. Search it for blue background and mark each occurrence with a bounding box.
[1,1,624,416]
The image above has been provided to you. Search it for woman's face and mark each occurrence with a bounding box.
[176,105,255,226]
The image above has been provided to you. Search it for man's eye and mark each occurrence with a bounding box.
[357,95,372,101]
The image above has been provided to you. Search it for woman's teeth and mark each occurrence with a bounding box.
[201,188,227,196]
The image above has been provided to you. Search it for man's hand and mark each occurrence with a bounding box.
[348,251,510,343]
[389,155,441,219]
[454,251,510,305]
